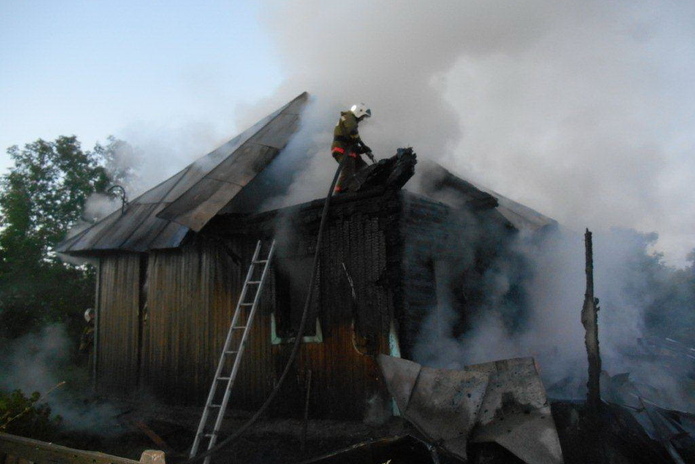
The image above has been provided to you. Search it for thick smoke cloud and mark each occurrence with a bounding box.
[413,226,695,411]
[250,0,694,410]
[257,0,695,266]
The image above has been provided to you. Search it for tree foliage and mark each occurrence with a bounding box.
[603,229,695,347]
[0,136,123,339]
[0,389,62,441]
[643,249,695,346]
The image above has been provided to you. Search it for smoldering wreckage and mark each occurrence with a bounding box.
[6,93,692,464]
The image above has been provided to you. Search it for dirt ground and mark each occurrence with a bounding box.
[51,399,693,464]
[54,400,416,464]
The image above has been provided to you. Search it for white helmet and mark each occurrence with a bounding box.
[350,103,371,119]
[84,308,95,322]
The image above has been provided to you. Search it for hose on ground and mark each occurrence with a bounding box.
[186,155,348,463]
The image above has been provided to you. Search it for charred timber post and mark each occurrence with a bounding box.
[581,229,602,417]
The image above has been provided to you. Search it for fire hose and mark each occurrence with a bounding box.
[185,155,350,464]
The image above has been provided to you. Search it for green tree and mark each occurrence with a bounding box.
[645,248,695,346]
[0,389,62,441]
[0,136,123,339]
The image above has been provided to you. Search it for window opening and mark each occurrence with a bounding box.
[271,255,322,345]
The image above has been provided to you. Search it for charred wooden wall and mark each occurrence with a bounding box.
[215,192,401,419]
[393,192,527,359]
[96,192,400,420]
[96,253,144,395]
[391,194,446,359]
[95,188,531,418]
[257,193,399,418]
[140,237,245,405]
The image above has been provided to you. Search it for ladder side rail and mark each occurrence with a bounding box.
[219,238,265,381]
[205,240,276,453]
[190,291,247,458]
[190,240,263,458]
[223,239,275,387]
[217,240,275,398]
[215,238,263,382]
[228,240,263,330]
[191,305,248,458]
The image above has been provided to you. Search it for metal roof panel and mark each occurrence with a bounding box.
[149,220,191,250]
[56,92,309,255]
[138,170,187,204]
[55,211,122,253]
[158,92,308,230]
[158,178,244,232]
[247,113,301,149]
[89,203,162,250]
[119,203,185,251]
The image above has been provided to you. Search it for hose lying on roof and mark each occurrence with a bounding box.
[186,155,350,464]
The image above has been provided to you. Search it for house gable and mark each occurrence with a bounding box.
[56,92,309,255]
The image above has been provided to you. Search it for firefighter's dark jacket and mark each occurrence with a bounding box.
[331,111,363,154]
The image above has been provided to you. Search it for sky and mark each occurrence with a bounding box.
[1,0,694,267]
[0,1,283,172]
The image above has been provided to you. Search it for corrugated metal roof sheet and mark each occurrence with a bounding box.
[56,92,309,255]
[157,95,307,231]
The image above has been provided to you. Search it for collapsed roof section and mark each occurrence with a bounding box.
[56,92,309,255]
[419,162,556,232]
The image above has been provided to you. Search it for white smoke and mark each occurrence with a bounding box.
[255,0,695,267]
[82,193,120,223]
[412,225,694,411]
[0,325,122,434]
[249,2,694,410]
[118,120,231,198]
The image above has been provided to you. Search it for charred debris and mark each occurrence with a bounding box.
[51,93,694,463]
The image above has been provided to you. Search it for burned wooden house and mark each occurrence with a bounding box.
[57,92,555,420]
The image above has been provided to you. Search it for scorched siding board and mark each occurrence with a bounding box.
[242,204,393,419]
[96,190,397,418]
[395,192,525,358]
[397,196,453,358]
[225,238,274,408]
[140,238,244,405]
[172,198,397,419]
[97,253,142,396]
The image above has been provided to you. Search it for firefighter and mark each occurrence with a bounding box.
[79,308,95,370]
[331,103,373,193]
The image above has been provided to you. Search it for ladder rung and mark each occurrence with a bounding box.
[233,326,246,330]
[247,281,261,284]
[225,350,239,355]
[239,302,253,306]
[208,404,222,408]
[253,260,268,264]
[216,377,230,381]
[203,433,216,438]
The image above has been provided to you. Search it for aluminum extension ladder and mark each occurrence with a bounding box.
[189,239,276,463]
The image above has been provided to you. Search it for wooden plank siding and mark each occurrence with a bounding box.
[395,194,451,359]
[140,237,245,405]
[394,192,525,360]
[260,208,395,419]
[95,190,406,420]
[96,253,144,396]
